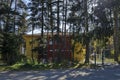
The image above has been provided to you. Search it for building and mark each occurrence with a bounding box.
[23,33,73,62]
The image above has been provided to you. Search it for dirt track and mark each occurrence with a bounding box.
[0,65,120,80]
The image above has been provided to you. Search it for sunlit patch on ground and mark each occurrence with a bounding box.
[0,66,120,80]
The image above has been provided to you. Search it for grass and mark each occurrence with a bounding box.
[0,62,74,71]
[0,66,8,71]
[0,58,116,71]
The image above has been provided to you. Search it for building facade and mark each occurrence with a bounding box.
[23,33,73,62]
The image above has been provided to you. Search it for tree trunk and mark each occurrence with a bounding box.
[31,19,34,64]
[84,38,90,64]
[50,0,54,62]
[57,0,60,36]
[113,7,119,62]
[13,0,17,33]
[84,0,90,64]
[56,0,61,63]
[41,0,44,37]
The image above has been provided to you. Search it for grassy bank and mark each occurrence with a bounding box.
[0,62,74,71]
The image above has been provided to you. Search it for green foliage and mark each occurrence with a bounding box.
[0,61,74,71]
[1,33,23,65]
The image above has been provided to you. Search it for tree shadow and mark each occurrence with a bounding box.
[0,65,120,80]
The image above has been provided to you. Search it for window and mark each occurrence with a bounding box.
[49,40,53,45]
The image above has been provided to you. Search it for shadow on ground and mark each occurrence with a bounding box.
[0,65,120,80]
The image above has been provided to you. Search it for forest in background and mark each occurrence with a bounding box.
[0,0,120,68]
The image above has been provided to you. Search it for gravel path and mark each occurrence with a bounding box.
[0,65,120,80]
